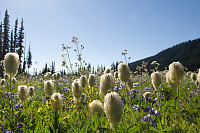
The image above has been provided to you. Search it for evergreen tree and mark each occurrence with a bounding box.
[0,22,2,61]
[10,29,14,52]
[3,10,10,58]
[27,44,32,74]
[51,61,55,74]
[17,18,24,73]
[13,19,18,52]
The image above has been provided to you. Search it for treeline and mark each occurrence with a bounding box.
[0,10,32,77]
[129,38,200,72]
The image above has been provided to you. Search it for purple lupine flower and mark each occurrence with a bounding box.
[143,107,150,113]
[17,123,23,128]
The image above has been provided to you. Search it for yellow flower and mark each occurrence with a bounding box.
[45,99,52,108]
[63,116,69,120]
[0,90,3,94]
[51,98,57,102]
[37,107,42,113]
[68,104,75,109]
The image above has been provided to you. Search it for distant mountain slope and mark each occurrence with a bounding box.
[129,38,200,72]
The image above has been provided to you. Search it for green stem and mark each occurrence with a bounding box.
[177,84,180,129]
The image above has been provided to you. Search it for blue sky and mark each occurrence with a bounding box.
[1,0,200,73]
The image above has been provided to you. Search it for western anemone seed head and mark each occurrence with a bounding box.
[143,92,150,99]
[166,72,176,89]
[44,80,54,97]
[88,74,96,87]
[51,93,62,112]
[79,93,86,105]
[127,76,133,91]
[12,78,17,84]
[0,79,6,86]
[168,62,184,84]
[80,75,87,88]
[4,53,20,77]
[28,86,35,97]
[191,72,197,82]
[56,72,61,80]
[4,73,10,81]
[104,92,123,129]
[114,71,118,79]
[99,73,115,99]
[72,79,82,99]
[89,100,104,118]
[104,68,111,74]
[151,72,161,91]
[118,62,130,82]
[18,85,28,102]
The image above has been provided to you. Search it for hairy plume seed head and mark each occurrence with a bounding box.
[104,92,123,129]
[143,92,150,99]
[56,72,61,80]
[0,79,6,86]
[99,73,115,99]
[80,75,87,88]
[168,61,184,84]
[127,76,133,91]
[51,93,62,112]
[104,68,111,74]
[118,62,130,82]
[4,53,20,77]
[191,73,197,82]
[88,74,96,87]
[12,78,17,84]
[44,80,54,97]
[28,86,35,97]
[151,72,161,91]
[4,73,10,81]
[166,72,176,89]
[89,100,104,118]
[18,85,28,102]
[72,79,82,99]
[114,71,118,79]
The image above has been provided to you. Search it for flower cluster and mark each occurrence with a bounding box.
[14,104,24,109]
[132,105,140,112]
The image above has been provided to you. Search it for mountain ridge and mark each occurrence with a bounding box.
[129,38,200,72]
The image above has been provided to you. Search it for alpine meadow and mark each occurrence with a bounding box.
[1,1,200,133]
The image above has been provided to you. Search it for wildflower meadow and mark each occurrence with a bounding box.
[0,39,200,133]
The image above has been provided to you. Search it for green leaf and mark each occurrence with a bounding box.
[150,126,159,132]
[69,123,78,133]
[161,127,172,132]
[128,126,139,132]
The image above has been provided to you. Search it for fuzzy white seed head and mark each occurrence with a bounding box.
[99,73,115,99]
[89,100,104,118]
[104,68,111,74]
[88,74,96,87]
[4,73,10,81]
[28,86,35,97]
[44,80,54,97]
[127,76,133,91]
[191,73,197,82]
[51,93,62,112]
[80,75,87,88]
[118,62,130,82]
[12,78,17,84]
[0,79,6,86]
[114,71,118,79]
[56,72,61,80]
[104,92,123,129]
[166,72,176,89]
[18,85,28,102]
[151,72,161,91]
[72,79,82,99]
[143,92,150,99]
[168,62,184,84]
[4,53,20,77]
[80,93,86,105]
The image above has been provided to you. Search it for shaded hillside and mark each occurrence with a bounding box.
[129,38,200,72]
